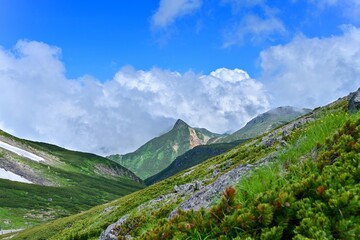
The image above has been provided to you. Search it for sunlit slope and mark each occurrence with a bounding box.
[0,129,144,230]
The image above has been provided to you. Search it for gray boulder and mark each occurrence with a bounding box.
[99,214,129,240]
[348,88,360,113]
[169,153,276,218]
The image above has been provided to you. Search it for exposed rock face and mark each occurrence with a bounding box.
[99,214,130,240]
[94,164,142,183]
[173,181,203,196]
[258,117,314,148]
[0,156,54,186]
[348,88,360,113]
[169,154,276,218]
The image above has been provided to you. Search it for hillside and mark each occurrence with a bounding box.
[7,89,359,240]
[145,139,248,185]
[108,119,221,179]
[0,130,144,230]
[146,106,308,185]
[210,106,310,144]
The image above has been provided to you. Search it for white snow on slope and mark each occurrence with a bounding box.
[0,168,32,184]
[0,140,44,162]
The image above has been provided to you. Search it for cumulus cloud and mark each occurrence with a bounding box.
[260,25,360,108]
[0,40,269,155]
[152,0,202,28]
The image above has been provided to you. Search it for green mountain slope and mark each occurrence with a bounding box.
[210,106,310,144]
[5,92,358,240]
[108,119,221,179]
[145,139,248,185]
[0,130,144,230]
[146,107,309,185]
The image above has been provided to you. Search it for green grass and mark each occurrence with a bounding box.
[0,131,144,231]
[235,110,351,205]
[0,169,144,230]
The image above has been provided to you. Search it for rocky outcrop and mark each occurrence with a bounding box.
[0,155,54,186]
[94,164,142,183]
[258,117,314,148]
[169,153,276,217]
[99,214,130,240]
[99,181,203,240]
[348,88,360,113]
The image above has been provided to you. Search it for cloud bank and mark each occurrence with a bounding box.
[2,26,360,156]
[0,40,269,155]
[260,25,360,108]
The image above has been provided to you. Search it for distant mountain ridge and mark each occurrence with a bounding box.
[210,106,310,143]
[109,107,309,181]
[108,119,221,179]
[145,106,309,185]
[145,139,249,185]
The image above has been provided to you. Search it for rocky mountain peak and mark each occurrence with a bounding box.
[173,119,189,130]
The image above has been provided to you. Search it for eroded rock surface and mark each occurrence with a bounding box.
[348,88,360,113]
[169,154,275,217]
[99,214,130,240]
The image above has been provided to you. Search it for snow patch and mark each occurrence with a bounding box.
[0,140,44,162]
[0,168,32,184]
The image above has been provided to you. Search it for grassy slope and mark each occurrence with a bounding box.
[0,132,144,230]
[145,108,308,185]
[108,120,220,180]
[144,106,360,239]
[8,98,358,240]
[145,139,248,185]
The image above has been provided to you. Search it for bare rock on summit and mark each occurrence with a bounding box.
[348,88,360,113]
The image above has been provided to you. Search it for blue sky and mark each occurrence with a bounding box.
[1,0,360,155]
[1,0,352,79]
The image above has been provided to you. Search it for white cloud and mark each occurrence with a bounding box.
[224,14,286,47]
[260,25,360,108]
[310,0,360,22]
[221,0,265,10]
[0,40,269,155]
[152,0,202,28]
[222,1,286,47]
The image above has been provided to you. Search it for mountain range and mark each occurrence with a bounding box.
[209,106,310,143]
[118,106,309,184]
[108,119,221,179]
